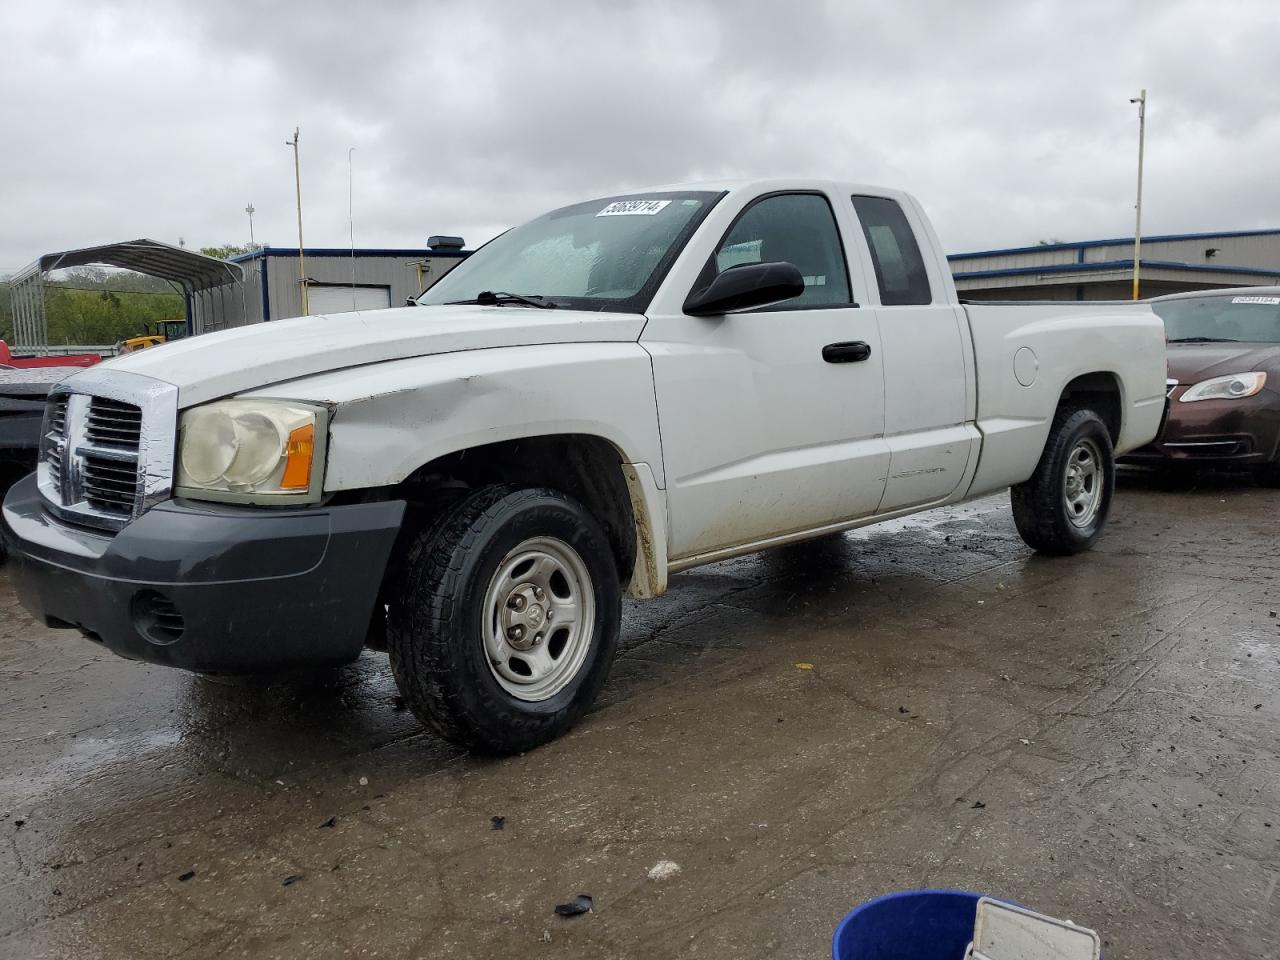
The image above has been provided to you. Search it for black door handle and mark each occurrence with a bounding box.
[822,341,872,363]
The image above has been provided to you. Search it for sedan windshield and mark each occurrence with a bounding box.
[418,191,720,313]
[1155,295,1280,344]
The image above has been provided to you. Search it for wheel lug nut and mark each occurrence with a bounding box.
[508,625,525,641]
[508,595,526,611]
[534,587,545,600]
[534,633,543,644]
[546,610,554,621]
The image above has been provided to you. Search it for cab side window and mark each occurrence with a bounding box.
[851,195,932,306]
[708,193,852,308]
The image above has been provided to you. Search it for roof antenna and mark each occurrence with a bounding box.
[348,146,357,310]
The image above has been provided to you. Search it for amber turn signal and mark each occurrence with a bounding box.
[281,423,316,490]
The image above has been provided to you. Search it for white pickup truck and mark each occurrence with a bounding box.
[3,179,1167,752]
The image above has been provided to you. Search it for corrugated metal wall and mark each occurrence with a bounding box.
[1080,234,1280,269]
[952,231,1280,276]
[192,252,464,333]
[949,247,1081,273]
[190,276,259,334]
[264,253,463,321]
[950,230,1280,300]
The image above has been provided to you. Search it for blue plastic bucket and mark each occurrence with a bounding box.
[832,890,1004,960]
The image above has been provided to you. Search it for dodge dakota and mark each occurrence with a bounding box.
[2,179,1167,752]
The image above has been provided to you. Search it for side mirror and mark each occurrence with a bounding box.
[683,261,805,316]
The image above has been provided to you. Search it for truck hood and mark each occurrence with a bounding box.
[96,305,647,407]
[1167,342,1280,384]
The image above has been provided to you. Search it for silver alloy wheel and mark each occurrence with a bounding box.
[481,536,596,702]
[1063,437,1104,528]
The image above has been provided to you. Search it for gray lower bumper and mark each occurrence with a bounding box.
[2,473,405,673]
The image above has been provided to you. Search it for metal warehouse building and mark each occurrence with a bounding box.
[192,240,468,333]
[950,229,1280,300]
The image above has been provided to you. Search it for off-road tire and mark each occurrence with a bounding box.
[387,485,621,754]
[1011,407,1115,555]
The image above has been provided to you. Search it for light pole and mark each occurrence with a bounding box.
[285,127,309,315]
[245,203,256,250]
[348,146,357,310]
[1129,89,1147,301]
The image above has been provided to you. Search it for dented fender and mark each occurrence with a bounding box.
[245,342,670,591]
[246,342,665,491]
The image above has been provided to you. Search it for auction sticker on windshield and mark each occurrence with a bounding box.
[1231,296,1280,304]
[597,199,672,217]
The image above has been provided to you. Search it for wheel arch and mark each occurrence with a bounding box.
[387,432,667,598]
[1055,370,1125,443]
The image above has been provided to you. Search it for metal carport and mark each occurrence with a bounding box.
[6,239,244,352]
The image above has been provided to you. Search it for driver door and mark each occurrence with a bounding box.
[641,191,889,562]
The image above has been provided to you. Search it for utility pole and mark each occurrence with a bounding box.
[285,127,309,315]
[1129,89,1147,301]
[348,146,357,310]
[245,203,256,249]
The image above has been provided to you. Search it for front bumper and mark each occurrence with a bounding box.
[2,473,405,673]
[1120,387,1280,468]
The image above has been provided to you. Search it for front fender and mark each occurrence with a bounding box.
[244,342,664,491]
[246,342,671,594]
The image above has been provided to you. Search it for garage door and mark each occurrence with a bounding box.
[307,284,392,315]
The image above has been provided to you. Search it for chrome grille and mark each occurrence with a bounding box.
[46,445,64,490]
[49,396,68,437]
[37,371,178,533]
[45,395,68,491]
[86,397,143,448]
[82,453,141,515]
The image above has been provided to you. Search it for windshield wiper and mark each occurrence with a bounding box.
[446,290,557,309]
[1167,336,1238,343]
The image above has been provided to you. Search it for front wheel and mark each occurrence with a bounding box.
[1011,408,1115,555]
[387,485,621,754]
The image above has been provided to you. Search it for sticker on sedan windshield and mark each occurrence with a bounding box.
[1231,296,1280,304]
[596,199,671,217]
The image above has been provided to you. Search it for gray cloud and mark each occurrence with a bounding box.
[3,0,1278,270]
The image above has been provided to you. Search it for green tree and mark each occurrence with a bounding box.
[199,244,252,260]
[0,280,12,341]
[0,269,188,347]
[43,282,183,345]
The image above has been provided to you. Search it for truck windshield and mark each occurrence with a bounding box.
[1156,295,1280,344]
[418,191,721,313]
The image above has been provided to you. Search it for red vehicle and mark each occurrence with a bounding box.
[0,340,100,369]
[1122,287,1280,485]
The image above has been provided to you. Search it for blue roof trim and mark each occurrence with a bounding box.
[953,259,1280,281]
[230,246,469,263]
[948,227,1280,261]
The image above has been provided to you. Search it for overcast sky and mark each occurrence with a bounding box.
[3,0,1279,270]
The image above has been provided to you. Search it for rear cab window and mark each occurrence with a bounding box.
[851,195,932,306]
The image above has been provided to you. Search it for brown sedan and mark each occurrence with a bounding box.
[1122,286,1280,485]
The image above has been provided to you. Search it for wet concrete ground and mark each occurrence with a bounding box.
[1,473,1278,959]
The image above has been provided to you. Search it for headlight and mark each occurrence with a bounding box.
[1179,372,1267,403]
[176,400,327,503]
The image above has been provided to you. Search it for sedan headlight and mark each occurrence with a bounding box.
[176,400,327,503]
[1179,372,1267,403]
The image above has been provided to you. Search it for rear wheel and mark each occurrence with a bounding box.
[387,485,621,754]
[1011,408,1115,555]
